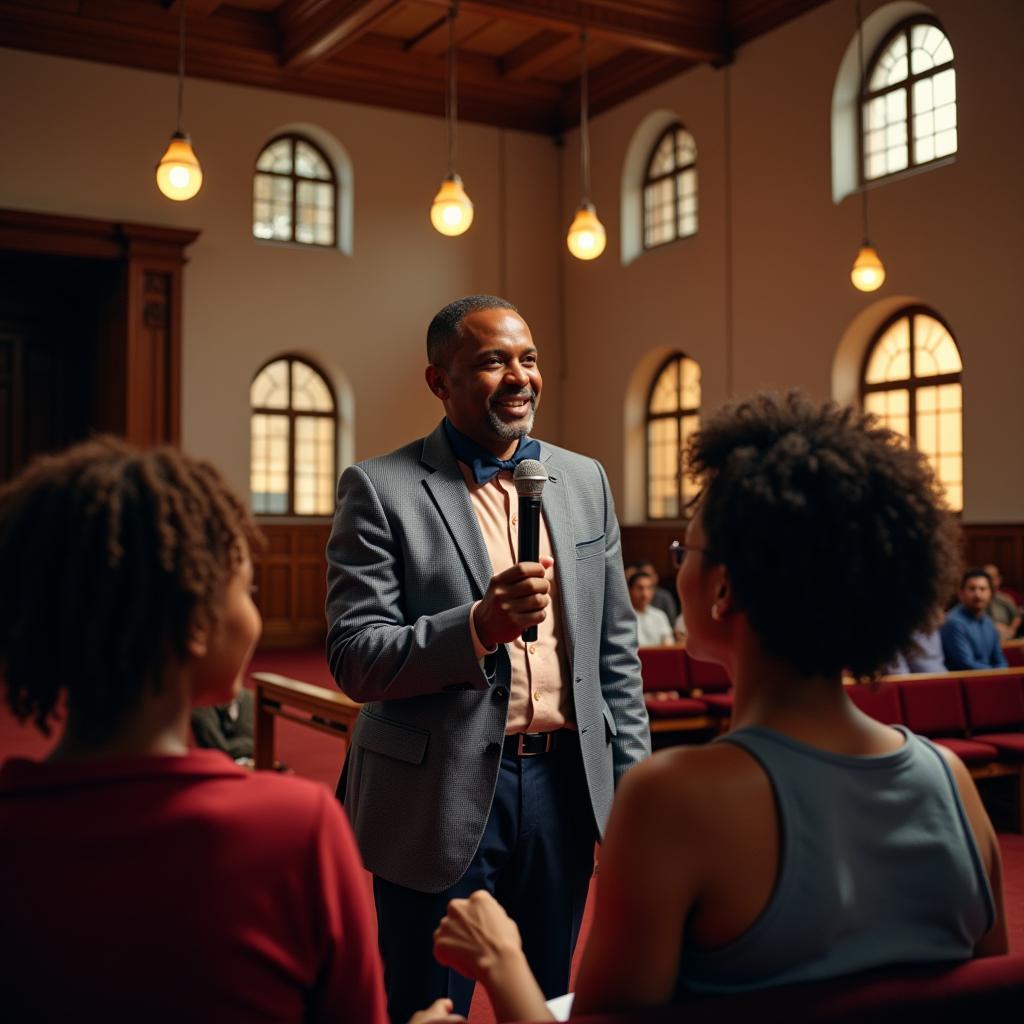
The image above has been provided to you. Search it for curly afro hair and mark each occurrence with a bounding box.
[685,391,959,678]
[0,437,261,743]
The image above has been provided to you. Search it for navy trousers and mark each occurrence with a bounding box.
[373,735,597,1024]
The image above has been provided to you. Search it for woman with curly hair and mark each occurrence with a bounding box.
[429,392,1007,1021]
[0,438,389,1023]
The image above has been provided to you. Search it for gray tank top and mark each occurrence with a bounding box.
[676,725,994,996]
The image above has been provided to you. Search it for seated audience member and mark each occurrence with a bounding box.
[191,689,256,766]
[941,569,1009,670]
[626,560,678,621]
[629,570,675,646]
[427,392,1006,1022]
[0,439,390,1023]
[674,610,687,643]
[983,563,1022,641]
[642,559,680,619]
[883,611,947,674]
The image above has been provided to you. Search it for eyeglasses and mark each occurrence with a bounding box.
[670,540,707,567]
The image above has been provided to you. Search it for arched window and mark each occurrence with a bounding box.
[646,353,701,519]
[862,18,956,182]
[250,356,337,516]
[643,124,697,250]
[253,134,337,247]
[861,308,963,511]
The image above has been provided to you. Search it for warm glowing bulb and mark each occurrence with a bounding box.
[156,131,203,201]
[431,174,474,236]
[566,203,606,260]
[850,243,886,292]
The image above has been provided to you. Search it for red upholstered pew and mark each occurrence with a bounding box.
[522,954,1024,1023]
[847,667,1024,829]
[1003,638,1024,667]
[638,646,731,734]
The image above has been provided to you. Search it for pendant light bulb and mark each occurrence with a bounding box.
[567,202,606,260]
[849,1,885,290]
[157,1,201,201]
[431,173,474,236]
[432,5,471,238]
[156,131,203,201]
[568,28,604,261]
[850,241,886,292]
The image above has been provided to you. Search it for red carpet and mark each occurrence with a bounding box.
[1,646,1022,1023]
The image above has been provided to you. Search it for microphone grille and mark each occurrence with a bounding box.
[513,459,548,497]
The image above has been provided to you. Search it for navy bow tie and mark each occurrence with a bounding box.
[444,419,541,485]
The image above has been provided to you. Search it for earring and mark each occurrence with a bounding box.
[711,603,721,621]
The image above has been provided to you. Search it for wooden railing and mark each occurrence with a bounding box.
[252,672,361,771]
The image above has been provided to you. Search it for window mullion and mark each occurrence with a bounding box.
[905,30,917,166]
[907,314,918,444]
[287,360,296,515]
[289,137,298,245]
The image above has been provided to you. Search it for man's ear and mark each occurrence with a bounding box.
[425,364,449,400]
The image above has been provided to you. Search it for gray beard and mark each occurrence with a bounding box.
[487,394,536,441]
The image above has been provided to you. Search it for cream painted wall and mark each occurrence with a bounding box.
[0,47,563,501]
[2,0,1021,524]
[558,0,1024,523]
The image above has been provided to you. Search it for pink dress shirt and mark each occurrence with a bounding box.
[460,464,574,734]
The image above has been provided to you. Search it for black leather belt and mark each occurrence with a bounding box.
[503,731,563,757]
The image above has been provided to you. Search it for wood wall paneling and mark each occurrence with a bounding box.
[624,521,1024,595]
[621,522,687,589]
[962,524,1024,592]
[253,522,332,648]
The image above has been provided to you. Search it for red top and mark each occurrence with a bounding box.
[0,750,388,1024]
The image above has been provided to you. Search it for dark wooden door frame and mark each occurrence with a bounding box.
[0,207,200,446]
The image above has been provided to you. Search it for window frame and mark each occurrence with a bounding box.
[858,15,956,186]
[641,123,698,252]
[250,353,338,518]
[859,305,963,510]
[253,133,338,249]
[645,352,701,521]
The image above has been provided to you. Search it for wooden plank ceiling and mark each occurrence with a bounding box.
[0,1,831,134]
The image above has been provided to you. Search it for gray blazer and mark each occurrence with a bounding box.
[325,421,650,893]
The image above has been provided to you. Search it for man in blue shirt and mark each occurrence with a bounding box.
[941,568,1008,670]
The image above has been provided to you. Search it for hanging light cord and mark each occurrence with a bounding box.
[446,3,459,177]
[176,0,186,134]
[856,0,869,241]
[579,28,590,201]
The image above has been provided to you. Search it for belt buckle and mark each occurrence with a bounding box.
[517,732,554,756]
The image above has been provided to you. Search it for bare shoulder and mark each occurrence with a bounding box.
[929,738,998,864]
[616,741,768,824]
[931,738,974,786]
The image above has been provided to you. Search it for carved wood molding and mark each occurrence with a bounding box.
[0,207,199,448]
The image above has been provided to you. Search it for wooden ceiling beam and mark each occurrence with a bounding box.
[728,0,832,45]
[403,10,493,55]
[418,0,728,63]
[403,13,447,53]
[500,29,578,81]
[342,34,560,100]
[277,0,403,69]
[166,0,224,16]
[557,50,691,128]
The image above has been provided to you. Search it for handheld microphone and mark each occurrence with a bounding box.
[513,459,549,643]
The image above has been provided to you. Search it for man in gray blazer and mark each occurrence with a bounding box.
[326,295,649,1023]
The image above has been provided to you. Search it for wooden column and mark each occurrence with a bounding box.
[0,208,199,448]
